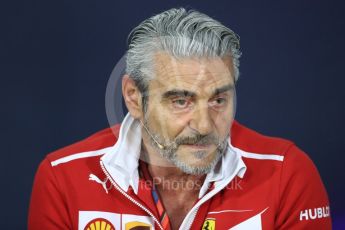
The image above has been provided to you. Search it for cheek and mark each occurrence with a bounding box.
[147,102,190,139]
[212,111,233,137]
[164,112,191,139]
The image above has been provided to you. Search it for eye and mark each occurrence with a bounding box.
[172,98,191,109]
[209,97,228,109]
[215,98,226,104]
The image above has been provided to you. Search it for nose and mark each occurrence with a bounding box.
[189,102,213,135]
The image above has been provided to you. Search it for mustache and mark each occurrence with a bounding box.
[174,134,220,145]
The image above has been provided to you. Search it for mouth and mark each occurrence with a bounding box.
[182,144,212,150]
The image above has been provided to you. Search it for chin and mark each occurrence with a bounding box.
[173,151,221,175]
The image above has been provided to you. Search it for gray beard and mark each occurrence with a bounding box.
[143,120,229,175]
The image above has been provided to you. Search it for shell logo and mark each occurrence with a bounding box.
[84,218,115,230]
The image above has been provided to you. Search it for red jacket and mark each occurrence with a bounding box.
[28,116,331,230]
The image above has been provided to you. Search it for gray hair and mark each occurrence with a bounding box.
[125,8,241,111]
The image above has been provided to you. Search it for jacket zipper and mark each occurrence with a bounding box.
[100,160,164,230]
[184,207,199,229]
[101,159,239,230]
[180,179,236,229]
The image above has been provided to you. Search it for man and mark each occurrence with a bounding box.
[29,8,331,229]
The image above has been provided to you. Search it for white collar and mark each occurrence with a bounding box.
[101,113,247,198]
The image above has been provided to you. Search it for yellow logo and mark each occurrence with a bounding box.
[125,221,152,230]
[84,218,115,230]
[202,218,215,230]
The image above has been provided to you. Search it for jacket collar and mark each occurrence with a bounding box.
[101,113,247,197]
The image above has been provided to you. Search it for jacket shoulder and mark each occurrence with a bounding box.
[45,124,121,163]
[231,120,294,156]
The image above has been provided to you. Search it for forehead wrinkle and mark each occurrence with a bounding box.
[156,68,232,83]
[157,65,231,81]
[162,73,232,88]
[151,53,234,98]
[153,72,232,99]
[153,52,232,81]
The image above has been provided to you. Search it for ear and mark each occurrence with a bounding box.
[122,75,143,119]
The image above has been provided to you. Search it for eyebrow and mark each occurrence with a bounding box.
[161,83,234,99]
[162,89,196,99]
[211,84,234,96]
